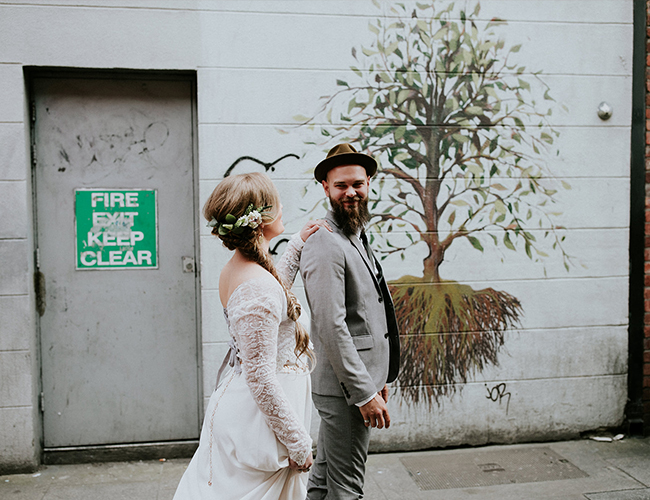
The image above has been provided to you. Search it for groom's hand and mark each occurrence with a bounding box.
[380,384,389,403]
[360,394,391,429]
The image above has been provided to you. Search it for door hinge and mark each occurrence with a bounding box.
[40,392,44,413]
[34,269,46,317]
[30,101,37,166]
[30,143,37,167]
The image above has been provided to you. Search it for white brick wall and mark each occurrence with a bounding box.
[0,0,635,470]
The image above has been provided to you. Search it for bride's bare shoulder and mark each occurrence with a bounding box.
[219,258,272,307]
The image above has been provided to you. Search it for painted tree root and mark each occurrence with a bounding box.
[388,276,522,407]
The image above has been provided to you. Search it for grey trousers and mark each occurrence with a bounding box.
[306,394,371,500]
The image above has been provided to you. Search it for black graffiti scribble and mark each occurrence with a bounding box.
[224,153,300,177]
[269,238,289,256]
[485,383,511,415]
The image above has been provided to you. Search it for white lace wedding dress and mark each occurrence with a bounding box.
[173,235,312,500]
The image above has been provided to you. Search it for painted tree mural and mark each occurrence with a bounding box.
[295,0,571,406]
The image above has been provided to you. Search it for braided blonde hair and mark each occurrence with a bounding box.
[204,172,313,363]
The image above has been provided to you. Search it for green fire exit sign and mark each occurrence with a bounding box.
[75,189,158,270]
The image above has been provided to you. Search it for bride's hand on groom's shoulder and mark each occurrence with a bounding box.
[300,219,332,242]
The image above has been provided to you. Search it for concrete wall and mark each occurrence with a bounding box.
[0,0,634,471]
[0,60,39,473]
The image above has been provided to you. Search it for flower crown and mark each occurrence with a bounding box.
[207,204,271,236]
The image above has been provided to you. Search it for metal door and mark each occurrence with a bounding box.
[32,73,200,448]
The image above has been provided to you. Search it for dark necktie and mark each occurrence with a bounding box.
[360,230,381,279]
[360,230,400,383]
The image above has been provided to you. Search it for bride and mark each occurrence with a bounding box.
[173,172,327,500]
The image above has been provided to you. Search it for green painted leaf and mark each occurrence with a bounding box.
[467,235,484,251]
[397,89,410,105]
[386,41,400,54]
[525,241,532,259]
[467,163,483,176]
[432,25,448,40]
[518,78,531,91]
[394,125,406,140]
[494,199,507,214]
[394,152,409,162]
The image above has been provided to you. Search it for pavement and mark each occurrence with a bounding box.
[1,435,649,500]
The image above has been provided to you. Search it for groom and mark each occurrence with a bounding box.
[300,143,400,499]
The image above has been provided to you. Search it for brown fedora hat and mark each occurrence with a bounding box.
[314,143,378,182]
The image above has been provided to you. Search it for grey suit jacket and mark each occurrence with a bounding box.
[300,212,391,405]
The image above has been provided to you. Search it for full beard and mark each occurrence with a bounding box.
[330,195,371,236]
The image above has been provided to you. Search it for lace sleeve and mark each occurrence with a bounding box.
[276,233,304,287]
[227,277,312,465]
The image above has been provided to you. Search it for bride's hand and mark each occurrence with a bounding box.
[300,219,332,242]
[289,451,313,473]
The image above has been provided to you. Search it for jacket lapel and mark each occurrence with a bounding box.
[325,212,382,292]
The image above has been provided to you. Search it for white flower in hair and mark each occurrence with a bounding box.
[247,210,262,229]
[207,204,270,236]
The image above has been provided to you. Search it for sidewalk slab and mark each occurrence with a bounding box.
[365,438,650,500]
[1,437,649,500]
[1,459,187,500]
[585,491,650,500]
